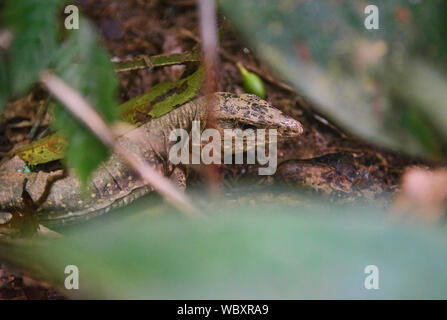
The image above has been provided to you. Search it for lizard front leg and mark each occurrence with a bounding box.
[38,135,167,227]
[0,130,167,228]
[169,166,187,191]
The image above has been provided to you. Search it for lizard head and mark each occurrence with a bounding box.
[212,92,303,139]
[201,92,304,154]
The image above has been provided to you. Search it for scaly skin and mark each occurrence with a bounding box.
[0,93,303,227]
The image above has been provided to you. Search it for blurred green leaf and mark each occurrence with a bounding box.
[218,0,447,159]
[0,54,9,111]
[1,3,118,182]
[2,0,60,94]
[52,19,118,184]
[2,202,447,299]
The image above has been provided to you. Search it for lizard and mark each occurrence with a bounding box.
[0,92,303,228]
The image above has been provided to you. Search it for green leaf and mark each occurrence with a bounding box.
[237,62,266,99]
[218,0,447,159]
[2,202,447,299]
[119,65,204,124]
[14,132,67,165]
[3,0,60,95]
[52,19,118,184]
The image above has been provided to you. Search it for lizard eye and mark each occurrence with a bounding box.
[240,123,258,131]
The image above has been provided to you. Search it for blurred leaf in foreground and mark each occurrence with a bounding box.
[1,2,118,183]
[1,201,447,299]
[2,0,60,95]
[51,19,118,184]
[0,53,9,111]
[218,0,447,159]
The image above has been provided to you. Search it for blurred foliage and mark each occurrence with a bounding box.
[52,19,118,184]
[218,0,447,159]
[2,200,447,299]
[2,0,59,97]
[0,53,9,110]
[1,1,119,184]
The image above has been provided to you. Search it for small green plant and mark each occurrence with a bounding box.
[236,62,266,99]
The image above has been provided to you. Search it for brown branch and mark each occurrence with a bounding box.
[113,50,201,72]
[40,72,201,218]
[198,0,221,194]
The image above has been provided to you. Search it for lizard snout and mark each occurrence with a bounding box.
[277,116,304,138]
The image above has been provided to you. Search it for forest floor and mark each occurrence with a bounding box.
[0,0,421,299]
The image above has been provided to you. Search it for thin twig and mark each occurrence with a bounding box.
[113,50,201,72]
[28,98,49,139]
[198,0,221,194]
[40,72,200,218]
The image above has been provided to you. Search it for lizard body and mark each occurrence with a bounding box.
[0,93,302,227]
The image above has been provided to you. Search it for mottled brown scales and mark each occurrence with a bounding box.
[0,93,302,227]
